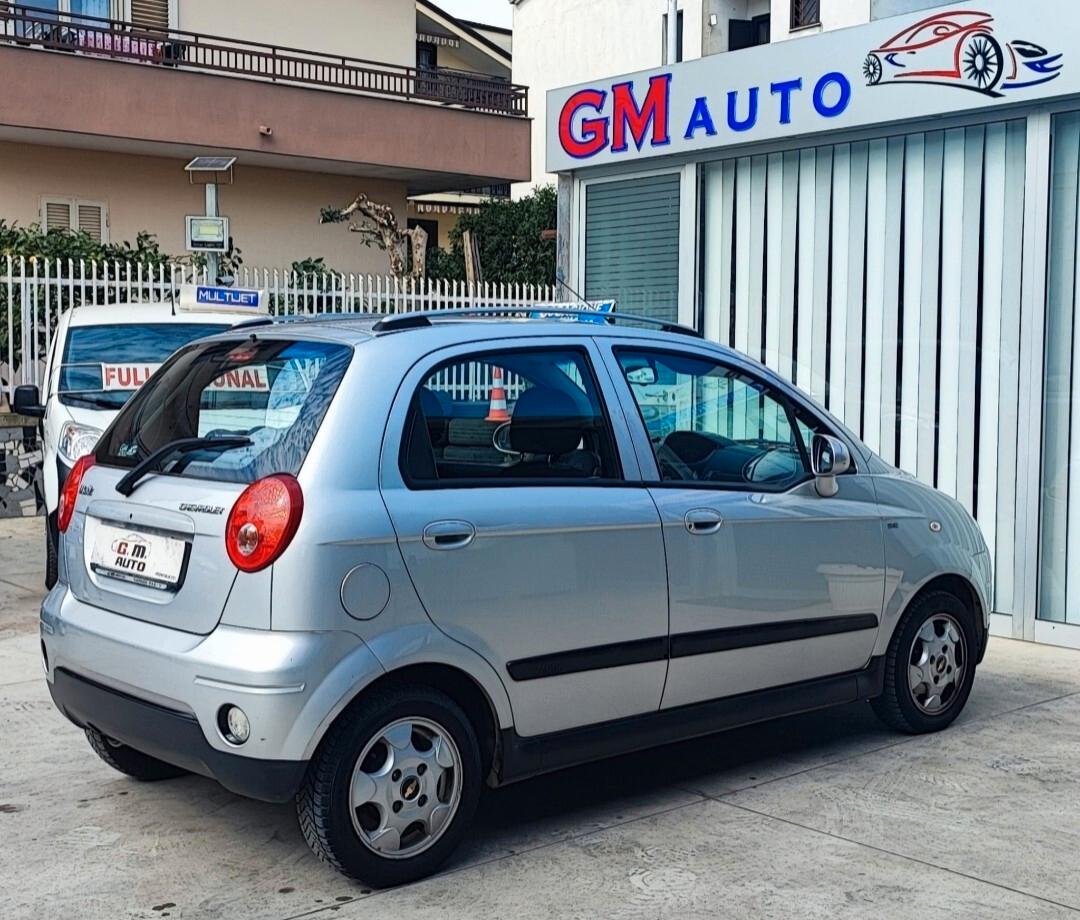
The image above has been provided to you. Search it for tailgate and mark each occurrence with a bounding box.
[64,464,245,635]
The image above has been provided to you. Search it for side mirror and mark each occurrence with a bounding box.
[12,384,45,419]
[811,434,851,497]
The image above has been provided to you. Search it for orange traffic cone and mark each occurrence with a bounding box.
[486,366,510,422]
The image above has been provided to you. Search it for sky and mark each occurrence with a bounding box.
[436,0,512,28]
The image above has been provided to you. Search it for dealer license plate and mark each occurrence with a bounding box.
[90,522,187,591]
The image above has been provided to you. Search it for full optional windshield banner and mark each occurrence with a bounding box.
[547,0,1074,172]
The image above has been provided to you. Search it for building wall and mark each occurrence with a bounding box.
[0,143,408,272]
[871,0,952,19]
[769,0,870,42]
[513,0,705,195]
[701,0,771,56]
[176,0,417,66]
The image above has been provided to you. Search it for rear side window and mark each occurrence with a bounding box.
[402,348,621,485]
[96,338,352,483]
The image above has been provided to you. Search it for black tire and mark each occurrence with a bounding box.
[871,591,977,734]
[85,727,188,781]
[296,686,482,888]
[45,515,58,591]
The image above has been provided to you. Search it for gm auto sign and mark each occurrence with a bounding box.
[547,0,1070,172]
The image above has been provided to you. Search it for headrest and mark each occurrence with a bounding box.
[509,387,589,456]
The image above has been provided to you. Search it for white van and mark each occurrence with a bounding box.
[13,299,256,586]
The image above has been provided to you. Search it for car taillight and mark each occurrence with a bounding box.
[225,474,304,573]
[58,454,95,534]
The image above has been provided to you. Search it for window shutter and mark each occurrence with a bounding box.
[584,174,681,325]
[43,200,73,232]
[77,203,105,242]
[130,0,169,31]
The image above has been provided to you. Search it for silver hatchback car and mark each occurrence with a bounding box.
[42,310,991,887]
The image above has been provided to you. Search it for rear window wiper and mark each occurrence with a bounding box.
[115,436,252,496]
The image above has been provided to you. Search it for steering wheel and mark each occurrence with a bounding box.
[492,421,519,456]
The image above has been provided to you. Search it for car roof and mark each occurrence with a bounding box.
[210,311,711,349]
[66,303,245,328]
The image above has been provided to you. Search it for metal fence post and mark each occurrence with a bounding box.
[20,268,32,385]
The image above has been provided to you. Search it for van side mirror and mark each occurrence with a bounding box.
[12,384,45,419]
[811,434,851,497]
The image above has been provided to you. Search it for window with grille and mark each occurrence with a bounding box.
[790,0,820,29]
[130,0,169,31]
[40,198,109,242]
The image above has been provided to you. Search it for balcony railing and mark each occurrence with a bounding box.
[0,3,528,116]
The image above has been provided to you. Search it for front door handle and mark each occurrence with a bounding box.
[422,520,476,550]
[684,508,723,535]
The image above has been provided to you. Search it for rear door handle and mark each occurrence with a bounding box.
[422,520,476,550]
[684,508,723,535]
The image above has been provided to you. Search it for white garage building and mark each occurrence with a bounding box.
[548,0,1080,648]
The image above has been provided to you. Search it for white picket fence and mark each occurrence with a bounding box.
[0,256,559,401]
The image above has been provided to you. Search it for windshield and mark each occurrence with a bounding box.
[95,337,353,484]
[58,323,229,410]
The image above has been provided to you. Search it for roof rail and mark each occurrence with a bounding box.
[370,307,703,338]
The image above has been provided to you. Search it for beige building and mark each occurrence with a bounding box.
[0,0,527,272]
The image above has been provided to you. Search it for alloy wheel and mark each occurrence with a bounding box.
[348,717,462,860]
[907,613,967,715]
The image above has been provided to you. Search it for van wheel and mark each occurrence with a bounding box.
[296,686,481,887]
[871,591,977,734]
[45,516,58,590]
[85,727,188,781]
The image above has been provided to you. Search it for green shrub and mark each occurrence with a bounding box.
[427,186,556,286]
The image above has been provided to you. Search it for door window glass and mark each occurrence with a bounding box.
[617,349,809,490]
[402,349,620,485]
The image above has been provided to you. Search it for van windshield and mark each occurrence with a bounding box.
[95,337,352,484]
[59,323,229,410]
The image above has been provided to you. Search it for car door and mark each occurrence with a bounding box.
[379,337,670,737]
[602,341,886,710]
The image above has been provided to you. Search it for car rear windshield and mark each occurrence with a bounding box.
[95,337,352,484]
[58,323,229,410]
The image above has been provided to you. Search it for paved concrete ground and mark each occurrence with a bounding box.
[2,516,1080,919]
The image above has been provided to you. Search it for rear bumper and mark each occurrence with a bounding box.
[41,585,386,780]
[49,667,307,802]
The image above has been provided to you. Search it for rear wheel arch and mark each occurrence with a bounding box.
[314,663,502,785]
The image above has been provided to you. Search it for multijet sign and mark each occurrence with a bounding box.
[547,1,1072,172]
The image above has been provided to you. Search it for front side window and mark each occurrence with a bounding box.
[402,348,620,485]
[617,349,811,490]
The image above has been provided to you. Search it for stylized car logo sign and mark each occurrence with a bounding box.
[864,10,1063,98]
